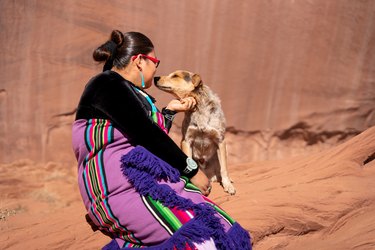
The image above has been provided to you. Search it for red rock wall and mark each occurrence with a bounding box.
[1,0,375,164]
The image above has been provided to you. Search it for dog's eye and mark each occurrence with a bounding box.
[171,74,178,78]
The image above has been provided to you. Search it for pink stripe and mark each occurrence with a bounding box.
[170,207,193,224]
[87,120,96,159]
[202,196,224,210]
[187,209,195,217]
[156,113,168,134]
[90,119,96,148]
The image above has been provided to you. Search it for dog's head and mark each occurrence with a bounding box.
[189,127,222,169]
[154,70,203,99]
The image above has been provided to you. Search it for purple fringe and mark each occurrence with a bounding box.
[103,223,251,250]
[102,239,119,250]
[109,146,252,250]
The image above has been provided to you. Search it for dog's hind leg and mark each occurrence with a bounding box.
[181,140,193,158]
[217,140,236,195]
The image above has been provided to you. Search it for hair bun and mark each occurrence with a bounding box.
[93,30,125,63]
[93,43,118,63]
[111,30,125,47]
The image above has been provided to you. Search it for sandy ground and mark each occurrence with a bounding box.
[1,127,375,249]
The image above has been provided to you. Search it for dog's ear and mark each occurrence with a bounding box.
[192,74,203,87]
[205,128,221,144]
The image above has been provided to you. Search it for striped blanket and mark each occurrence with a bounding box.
[73,119,251,249]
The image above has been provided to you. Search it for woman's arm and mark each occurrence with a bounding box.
[78,72,198,178]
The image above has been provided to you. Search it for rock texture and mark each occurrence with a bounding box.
[1,0,375,164]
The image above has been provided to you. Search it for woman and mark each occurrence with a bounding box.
[72,30,251,250]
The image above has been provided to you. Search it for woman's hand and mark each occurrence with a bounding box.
[190,169,212,196]
[166,97,196,112]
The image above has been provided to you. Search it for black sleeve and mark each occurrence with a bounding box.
[162,108,177,132]
[76,72,198,178]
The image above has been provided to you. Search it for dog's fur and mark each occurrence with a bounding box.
[154,70,236,195]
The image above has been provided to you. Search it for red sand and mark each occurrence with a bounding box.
[1,127,375,249]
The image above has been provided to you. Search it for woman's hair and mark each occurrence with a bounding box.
[93,30,154,71]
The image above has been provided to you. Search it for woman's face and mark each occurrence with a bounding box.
[141,50,159,89]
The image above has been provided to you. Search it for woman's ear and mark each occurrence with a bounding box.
[132,55,143,69]
[192,74,203,87]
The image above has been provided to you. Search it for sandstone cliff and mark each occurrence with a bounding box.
[1,0,375,164]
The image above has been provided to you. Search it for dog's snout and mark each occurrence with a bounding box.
[154,76,160,85]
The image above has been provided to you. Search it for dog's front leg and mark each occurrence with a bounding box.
[217,140,236,195]
[181,140,193,158]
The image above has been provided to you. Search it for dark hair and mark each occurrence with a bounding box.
[93,30,154,71]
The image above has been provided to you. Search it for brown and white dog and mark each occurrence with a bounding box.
[154,70,236,195]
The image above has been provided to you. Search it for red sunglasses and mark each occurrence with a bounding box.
[132,54,160,68]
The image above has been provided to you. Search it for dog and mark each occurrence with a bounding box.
[154,70,236,195]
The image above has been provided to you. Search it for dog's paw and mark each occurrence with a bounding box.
[224,184,236,195]
[222,179,236,195]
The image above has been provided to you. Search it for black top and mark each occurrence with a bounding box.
[75,70,198,178]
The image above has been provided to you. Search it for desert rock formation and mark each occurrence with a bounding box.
[1,1,375,249]
[1,0,375,164]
